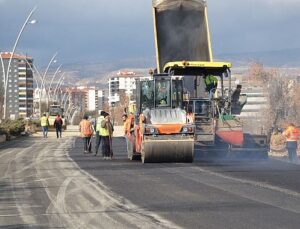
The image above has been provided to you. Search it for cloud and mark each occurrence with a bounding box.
[0,0,300,66]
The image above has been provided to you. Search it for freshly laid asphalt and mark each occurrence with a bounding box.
[70,136,300,229]
[1,133,300,228]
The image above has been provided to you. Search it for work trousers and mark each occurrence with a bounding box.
[56,126,62,138]
[102,136,111,157]
[125,134,133,158]
[95,131,102,155]
[83,137,92,153]
[41,126,48,138]
[287,141,298,162]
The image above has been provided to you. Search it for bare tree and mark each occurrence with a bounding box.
[111,90,130,125]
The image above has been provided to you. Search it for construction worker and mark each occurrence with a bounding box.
[186,106,194,124]
[204,75,218,99]
[136,113,145,152]
[157,82,168,105]
[54,114,63,138]
[79,114,93,154]
[283,123,300,162]
[40,113,49,138]
[123,113,134,159]
[100,112,112,159]
[94,111,105,156]
[106,115,114,159]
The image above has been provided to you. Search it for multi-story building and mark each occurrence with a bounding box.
[68,86,105,113]
[108,71,150,105]
[86,87,104,112]
[0,52,34,119]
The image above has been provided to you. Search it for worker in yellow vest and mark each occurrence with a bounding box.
[204,75,218,99]
[40,113,49,138]
[94,111,105,156]
[100,112,113,160]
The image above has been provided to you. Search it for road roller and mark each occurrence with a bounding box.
[133,74,195,163]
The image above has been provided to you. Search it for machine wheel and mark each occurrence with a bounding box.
[141,138,194,163]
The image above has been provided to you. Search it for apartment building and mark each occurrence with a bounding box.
[0,52,34,119]
[69,86,104,113]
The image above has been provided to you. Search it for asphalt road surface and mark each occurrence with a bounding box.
[1,133,300,228]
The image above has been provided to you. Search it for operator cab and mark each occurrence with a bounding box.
[138,74,184,113]
[163,61,237,117]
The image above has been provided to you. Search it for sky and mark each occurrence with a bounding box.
[0,0,300,67]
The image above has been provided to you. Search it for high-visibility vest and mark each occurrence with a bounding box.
[80,120,92,137]
[100,121,109,136]
[284,126,300,141]
[96,116,105,132]
[205,75,218,86]
[40,116,49,127]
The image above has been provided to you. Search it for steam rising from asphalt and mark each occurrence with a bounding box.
[153,0,210,72]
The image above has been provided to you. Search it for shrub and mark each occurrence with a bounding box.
[0,119,26,137]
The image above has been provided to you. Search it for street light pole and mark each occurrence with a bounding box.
[3,6,37,119]
[0,53,5,117]
[47,64,62,102]
[38,53,58,115]
[41,53,57,107]
[53,72,66,100]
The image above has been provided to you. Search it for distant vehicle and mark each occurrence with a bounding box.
[48,104,67,130]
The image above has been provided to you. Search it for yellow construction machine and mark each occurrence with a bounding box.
[48,104,67,130]
[130,0,268,163]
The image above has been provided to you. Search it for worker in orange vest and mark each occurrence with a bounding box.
[79,114,93,154]
[135,113,145,152]
[283,123,300,162]
[122,113,134,159]
[186,105,194,124]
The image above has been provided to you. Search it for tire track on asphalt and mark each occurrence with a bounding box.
[34,139,81,228]
[0,138,50,227]
[159,164,300,214]
[65,137,181,229]
[1,135,181,228]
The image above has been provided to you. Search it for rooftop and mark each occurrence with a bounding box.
[0,52,33,60]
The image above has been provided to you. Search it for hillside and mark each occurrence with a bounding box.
[59,48,300,88]
[216,48,300,67]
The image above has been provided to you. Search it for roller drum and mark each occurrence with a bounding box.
[141,136,194,163]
